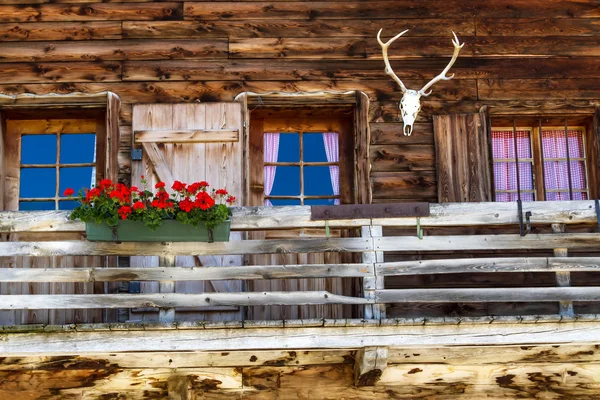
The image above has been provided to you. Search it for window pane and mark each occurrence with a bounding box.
[491,130,531,159]
[305,198,337,206]
[570,161,587,189]
[61,133,96,164]
[21,134,57,164]
[495,192,534,202]
[492,162,533,191]
[59,167,94,194]
[567,130,585,158]
[304,166,334,196]
[573,192,588,200]
[20,168,55,198]
[544,161,571,191]
[269,166,300,196]
[276,133,299,162]
[59,200,79,210]
[268,198,301,206]
[19,201,55,210]
[546,192,571,201]
[303,133,330,162]
[542,129,585,159]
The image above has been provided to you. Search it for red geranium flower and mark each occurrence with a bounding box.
[215,188,228,196]
[99,179,113,191]
[195,191,215,210]
[155,182,166,189]
[198,181,209,188]
[133,201,145,211]
[226,195,236,205]
[118,205,132,220]
[172,180,186,192]
[86,188,101,202]
[63,188,75,197]
[179,198,194,212]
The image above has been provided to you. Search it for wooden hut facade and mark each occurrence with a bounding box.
[2,0,600,398]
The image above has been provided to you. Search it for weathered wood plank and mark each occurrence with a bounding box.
[0,292,370,309]
[3,319,600,355]
[370,144,435,172]
[0,21,121,41]
[0,237,372,256]
[0,263,374,282]
[370,123,434,145]
[0,3,183,22]
[375,233,600,251]
[135,129,239,143]
[184,1,600,20]
[479,78,600,100]
[0,62,121,84]
[477,18,600,36]
[377,257,600,276]
[354,346,387,386]
[371,171,437,199]
[376,287,600,303]
[0,39,227,63]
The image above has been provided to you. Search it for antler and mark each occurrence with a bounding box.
[377,28,409,93]
[418,32,464,97]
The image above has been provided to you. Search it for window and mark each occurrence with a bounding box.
[491,117,596,202]
[4,116,103,211]
[264,131,340,206]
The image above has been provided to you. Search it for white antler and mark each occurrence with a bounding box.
[377,28,409,93]
[418,32,464,97]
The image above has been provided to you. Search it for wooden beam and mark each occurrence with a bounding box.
[0,292,369,310]
[141,142,175,184]
[135,129,239,143]
[0,237,372,257]
[376,287,600,303]
[376,257,600,276]
[168,375,192,400]
[0,263,374,282]
[1,201,598,233]
[3,320,600,355]
[354,346,387,387]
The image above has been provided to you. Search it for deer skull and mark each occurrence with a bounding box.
[377,29,464,136]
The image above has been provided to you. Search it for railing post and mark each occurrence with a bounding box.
[159,255,176,322]
[361,225,385,319]
[552,223,574,317]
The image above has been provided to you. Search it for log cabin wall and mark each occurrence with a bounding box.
[1,1,600,320]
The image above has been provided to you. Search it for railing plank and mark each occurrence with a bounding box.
[377,257,600,276]
[375,233,600,251]
[376,287,600,303]
[0,238,372,257]
[0,292,370,309]
[0,201,597,233]
[0,264,374,282]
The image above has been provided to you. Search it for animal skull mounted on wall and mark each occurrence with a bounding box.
[377,29,464,136]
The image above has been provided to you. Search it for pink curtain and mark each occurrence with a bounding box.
[491,130,534,202]
[263,132,280,206]
[322,132,340,205]
[542,130,587,200]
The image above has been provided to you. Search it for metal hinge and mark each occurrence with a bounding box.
[131,148,143,161]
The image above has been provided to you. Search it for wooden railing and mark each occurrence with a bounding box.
[1,200,600,324]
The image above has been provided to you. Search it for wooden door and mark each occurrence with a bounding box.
[247,108,359,320]
[131,103,243,322]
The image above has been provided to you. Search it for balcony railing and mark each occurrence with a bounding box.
[1,200,600,325]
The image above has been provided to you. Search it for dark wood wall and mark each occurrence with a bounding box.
[1,1,599,203]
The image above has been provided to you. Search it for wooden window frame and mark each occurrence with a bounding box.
[490,116,598,201]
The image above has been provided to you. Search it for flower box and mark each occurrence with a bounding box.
[85,219,231,242]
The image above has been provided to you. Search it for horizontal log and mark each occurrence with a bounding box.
[370,144,435,172]
[376,287,600,303]
[134,129,239,143]
[377,257,600,276]
[0,3,183,22]
[0,62,121,84]
[0,292,370,309]
[375,233,600,251]
[184,1,600,20]
[123,19,475,39]
[0,263,374,282]
[1,201,598,232]
[0,21,122,41]
[479,78,600,100]
[370,123,434,145]
[4,319,600,355]
[0,237,372,256]
[371,171,437,199]
[477,18,600,36]
[0,39,227,63]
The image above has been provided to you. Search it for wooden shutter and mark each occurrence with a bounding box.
[131,103,243,322]
[434,111,492,203]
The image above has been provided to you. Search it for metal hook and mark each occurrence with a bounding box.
[416,217,423,239]
[325,220,330,238]
[517,199,531,237]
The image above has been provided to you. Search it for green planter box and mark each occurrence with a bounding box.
[85,219,231,242]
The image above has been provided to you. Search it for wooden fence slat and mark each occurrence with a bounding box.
[0,264,374,282]
[376,257,600,275]
[0,201,597,233]
[0,238,372,257]
[0,292,370,309]
[376,287,600,303]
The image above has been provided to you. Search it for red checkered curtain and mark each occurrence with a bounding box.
[491,130,534,202]
[542,129,588,200]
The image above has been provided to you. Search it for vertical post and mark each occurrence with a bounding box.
[552,223,574,317]
[159,255,176,322]
[168,375,192,400]
[361,225,385,319]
